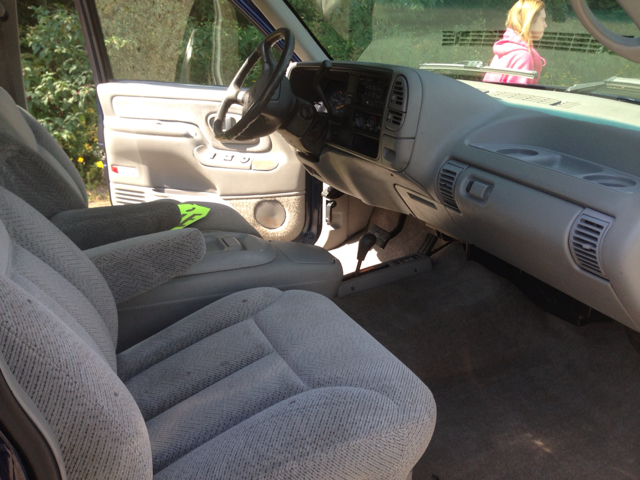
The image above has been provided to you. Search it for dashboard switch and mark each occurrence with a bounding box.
[468,180,491,201]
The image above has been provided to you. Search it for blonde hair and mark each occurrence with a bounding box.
[506,0,545,45]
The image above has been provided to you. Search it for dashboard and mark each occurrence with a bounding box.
[288,61,640,333]
[290,66,394,160]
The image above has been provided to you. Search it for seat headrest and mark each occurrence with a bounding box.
[0,88,38,151]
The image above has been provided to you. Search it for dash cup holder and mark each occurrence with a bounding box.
[496,148,539,156]
[583,174,636,188]
[471,144,639,191]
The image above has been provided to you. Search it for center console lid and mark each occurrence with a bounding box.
[116,232,343,351]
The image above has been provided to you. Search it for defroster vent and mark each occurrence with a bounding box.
[569,208,613,279]
[437,160,467,212]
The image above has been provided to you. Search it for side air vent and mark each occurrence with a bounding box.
[113,186,146,205]
[569,209,613,279]
[388,76,408,112]
[386,110,405,131]
[437,160,467,212]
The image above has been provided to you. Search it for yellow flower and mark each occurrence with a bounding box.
[96,161,104,169]
[77,157,84,164]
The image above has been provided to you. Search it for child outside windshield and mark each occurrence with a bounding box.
[483,0,548,85]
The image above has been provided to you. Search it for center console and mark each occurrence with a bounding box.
[116,232,343,351]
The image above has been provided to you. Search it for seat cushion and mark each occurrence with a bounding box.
[0,133,87,218]
[118,288,436,479]
[0,87,87,208]
[18,108,88,204]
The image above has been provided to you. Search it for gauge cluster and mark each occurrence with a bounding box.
[290,65,392,158]
[328,89,346,118]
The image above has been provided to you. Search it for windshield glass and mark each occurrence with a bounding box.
[287,0,640,96]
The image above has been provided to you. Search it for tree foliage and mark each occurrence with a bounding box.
[20,5,103,185]
[175,2,266,86]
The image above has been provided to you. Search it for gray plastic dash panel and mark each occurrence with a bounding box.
[470,143,640,193]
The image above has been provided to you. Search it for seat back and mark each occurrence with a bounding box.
[0,87,88,217]
[0,187,152,479]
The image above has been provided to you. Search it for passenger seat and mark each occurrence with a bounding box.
[0,186,436,479]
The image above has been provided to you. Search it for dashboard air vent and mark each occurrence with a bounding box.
[569,209,613,279]
[386,110,405,131]
[388,76,408,112]
[438,160,467,212]
[113,186,145,205]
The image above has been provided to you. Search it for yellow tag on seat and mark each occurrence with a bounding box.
[172,203,211,229]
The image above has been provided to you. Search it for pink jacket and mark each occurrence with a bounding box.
[483,28,546,85]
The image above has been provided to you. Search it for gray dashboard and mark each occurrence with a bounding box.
[290,61,640,332]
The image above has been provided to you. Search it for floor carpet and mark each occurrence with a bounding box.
[334,243,640,480]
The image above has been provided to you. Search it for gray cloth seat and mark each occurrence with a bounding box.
[0,186,436,479]
[0,86,261,249]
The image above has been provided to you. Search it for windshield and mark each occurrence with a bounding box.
[287,0,640,96]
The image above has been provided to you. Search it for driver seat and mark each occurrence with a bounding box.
[0,86,262,249]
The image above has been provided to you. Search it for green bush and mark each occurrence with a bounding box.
[20,5,104,186]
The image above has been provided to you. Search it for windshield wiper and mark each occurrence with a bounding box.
[566,76,640,94]
[419,60,537,79]
[565,90,640,106]
[565,77,640,104]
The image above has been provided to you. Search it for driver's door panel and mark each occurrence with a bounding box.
[99,82,306,241]
[82,0,308,241]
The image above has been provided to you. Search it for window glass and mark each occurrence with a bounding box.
[95,0,264,85]
[288,0,640,90]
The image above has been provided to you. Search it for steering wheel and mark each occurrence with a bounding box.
[213,28,295,142]
[569,0,640,63]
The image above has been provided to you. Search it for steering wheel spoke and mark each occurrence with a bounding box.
[213,28,294,142]
[212,96,240,140]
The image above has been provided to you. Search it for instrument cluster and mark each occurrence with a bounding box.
[289,64,393,158]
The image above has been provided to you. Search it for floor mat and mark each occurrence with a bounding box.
[334,243,640,479]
